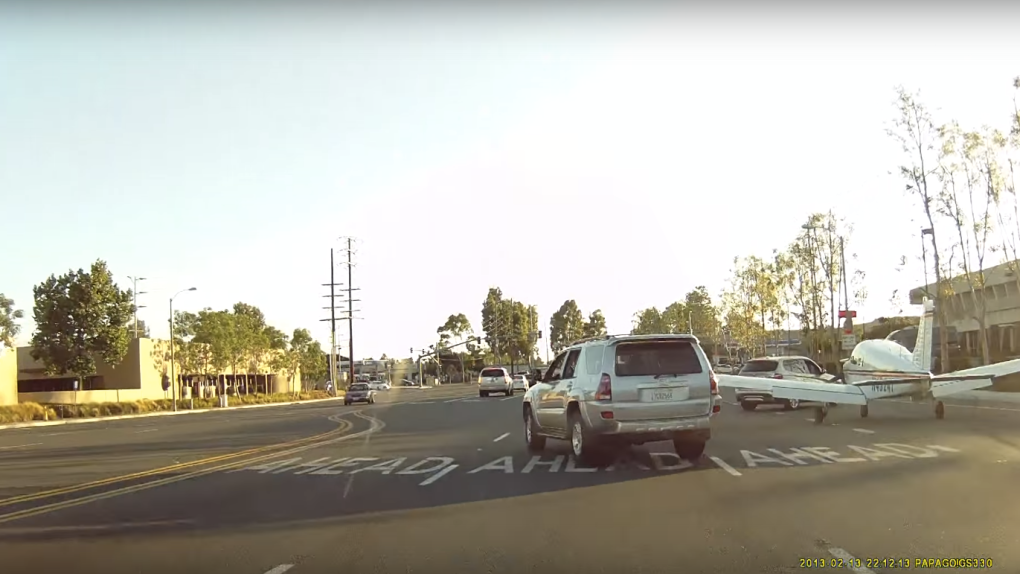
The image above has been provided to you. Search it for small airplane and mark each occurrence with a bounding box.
[718,298,1020,424]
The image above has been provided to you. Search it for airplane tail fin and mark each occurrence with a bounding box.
[912,298,936,372]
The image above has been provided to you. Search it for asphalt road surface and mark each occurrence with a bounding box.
[0,385,1016,573]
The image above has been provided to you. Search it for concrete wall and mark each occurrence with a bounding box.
[0,347,17,406]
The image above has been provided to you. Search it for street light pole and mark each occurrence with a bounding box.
[169,287,197,413]
[128,276,147,338]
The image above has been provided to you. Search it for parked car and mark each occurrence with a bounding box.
[522,333,720,464]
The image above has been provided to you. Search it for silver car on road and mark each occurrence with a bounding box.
[344,382,377,405]
[478,367,513,397]
[522,334,720,465]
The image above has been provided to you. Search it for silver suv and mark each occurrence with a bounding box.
[522,334,720,465]
[478,367,513,397]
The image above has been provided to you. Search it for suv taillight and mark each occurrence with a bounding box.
[709,371,721,414]
[773,373,784,380]
[595,373,612,401]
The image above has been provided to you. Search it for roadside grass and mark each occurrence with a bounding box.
[0,390,341,424]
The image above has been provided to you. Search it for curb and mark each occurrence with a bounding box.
[0,396,347,431]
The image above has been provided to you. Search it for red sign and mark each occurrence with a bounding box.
[838,310,857,319]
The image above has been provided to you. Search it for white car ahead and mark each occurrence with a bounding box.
[511,374,529,392]
[368,381,391,391]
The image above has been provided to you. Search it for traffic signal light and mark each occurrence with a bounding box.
[410,347,413,354]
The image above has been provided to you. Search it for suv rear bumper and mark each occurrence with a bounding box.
[580,401,712,443]
[480,384,509,392]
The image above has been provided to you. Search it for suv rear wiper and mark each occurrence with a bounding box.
[653,373,683,379]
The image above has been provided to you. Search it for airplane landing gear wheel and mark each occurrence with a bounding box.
[934,400,945,420]
[860,405,869,418]
[813,405,828,425]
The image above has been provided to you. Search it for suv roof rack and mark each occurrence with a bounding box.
[566,332,699,348]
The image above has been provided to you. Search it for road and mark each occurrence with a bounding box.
[0,385,1016,573]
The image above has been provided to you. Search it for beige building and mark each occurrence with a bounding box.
[0,347,17,406]
[16,338,300,404]
[909,260,1020,360]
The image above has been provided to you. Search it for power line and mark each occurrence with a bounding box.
[334,237,362,384]
[319,248,346,390]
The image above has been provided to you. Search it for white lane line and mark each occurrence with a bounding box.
[824,545,876,574]
[500,395,518,401]
[852,428,875,434]
[0,443,41,450]
[444,398,464,403]
[418,464,459,486]
[493,432,510,442]
[263,565,294,574]
[928,444,960,453]
[805,418,815,422]
[134,428,158,434]
[708,456,743,476]
[774,412,786,416]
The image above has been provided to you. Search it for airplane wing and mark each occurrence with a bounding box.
[717,374,868,405]
[922,358,1020,397]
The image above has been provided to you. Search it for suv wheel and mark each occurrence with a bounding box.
[568,410,606,465]
[673,437,706,462]
[740,401,757,411]
[524,407,545,452]
[784,399,799,410]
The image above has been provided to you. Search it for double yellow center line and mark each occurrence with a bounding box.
[0,412,382,525]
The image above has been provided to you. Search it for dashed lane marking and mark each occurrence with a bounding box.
[0,443,40,450]
[263,565,294,574]
[501,396,519,401]
[852,428,875,434]
[493,433,510,442]
[134,428,158,434]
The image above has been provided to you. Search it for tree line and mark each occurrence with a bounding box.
[884,78,1020,369]
[0,260,328,388]
[702,76,1020,369]
[427,289,610,378]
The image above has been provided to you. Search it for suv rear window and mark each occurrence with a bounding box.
[350,383,369,391]
[614,340,703,377]
[480,368,505,378]
[738,360,778,373]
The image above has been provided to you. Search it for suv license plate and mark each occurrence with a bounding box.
[643,389,682,402]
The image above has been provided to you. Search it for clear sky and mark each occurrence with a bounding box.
[2,4,1019,359]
